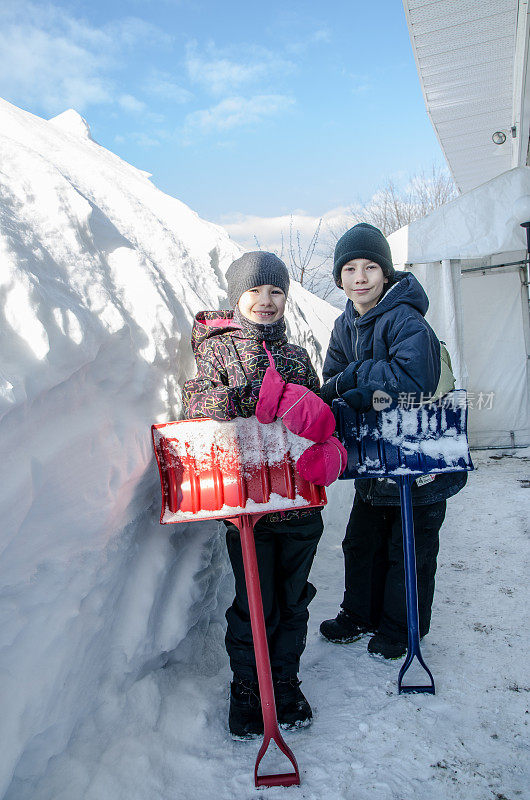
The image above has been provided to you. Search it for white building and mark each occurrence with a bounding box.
[388,0,530,448]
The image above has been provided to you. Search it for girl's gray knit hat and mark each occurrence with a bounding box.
[226,251,290,307]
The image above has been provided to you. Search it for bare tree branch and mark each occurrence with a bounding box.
[248,164,456,305]
[352,164,457,235]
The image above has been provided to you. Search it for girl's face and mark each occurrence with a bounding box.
[237,284,286,323]
[340,258,388,314]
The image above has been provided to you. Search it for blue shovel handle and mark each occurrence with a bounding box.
[395,476,435,695]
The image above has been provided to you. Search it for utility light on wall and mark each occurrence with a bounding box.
[492,131,507,145]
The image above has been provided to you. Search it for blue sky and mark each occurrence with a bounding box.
[0,0,443,230]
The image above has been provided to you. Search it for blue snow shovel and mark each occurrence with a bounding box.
[333,391,473,694]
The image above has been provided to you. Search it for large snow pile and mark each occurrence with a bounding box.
[0,97,340,797]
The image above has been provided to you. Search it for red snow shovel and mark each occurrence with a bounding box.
[152,416,326,788]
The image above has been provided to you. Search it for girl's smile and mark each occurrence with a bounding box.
[238,284,286,323]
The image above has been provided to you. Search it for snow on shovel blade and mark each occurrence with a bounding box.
[151,416,326,524]
[333,390,474,479]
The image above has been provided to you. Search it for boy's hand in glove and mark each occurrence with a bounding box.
[296,437,348,486]
[336,361,360,393]
[320,361,362,406]
[340,387,374,413]
[320,374,340,406]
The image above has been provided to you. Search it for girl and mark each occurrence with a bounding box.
[183,251,324,738]
[319,223,467,659]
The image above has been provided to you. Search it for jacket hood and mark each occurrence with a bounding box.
[345,271,429,326]
[191,310,242,352]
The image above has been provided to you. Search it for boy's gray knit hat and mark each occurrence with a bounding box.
[333,223,395,286]
[226,251,290,307]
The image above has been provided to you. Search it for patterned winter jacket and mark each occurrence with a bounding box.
[183,310,320,420]
[182,309,323,522]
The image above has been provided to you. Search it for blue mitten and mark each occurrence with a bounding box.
[320,374,340,405]
[321,361,362,406]
[336,361,361,394]
[340,387,374,412]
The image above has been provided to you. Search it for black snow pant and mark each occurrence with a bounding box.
[341,494,446,643]
[225,512,323,681]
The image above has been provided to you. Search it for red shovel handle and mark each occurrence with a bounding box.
[237,514,300,788]
[255,733,300,787]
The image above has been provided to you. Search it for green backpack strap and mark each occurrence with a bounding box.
[429,340,455,403]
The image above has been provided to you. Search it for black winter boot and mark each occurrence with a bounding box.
[229,679,263,739]
[367,633,407,660]
[320,609,371,643]
[274,677,312,730]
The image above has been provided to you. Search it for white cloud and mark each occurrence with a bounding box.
[0,2,170,115]
[143,70,193,103]
[130,132,161,147]
[219,207,354,257]
[183,94,294,136]
[119,94,147,113]
[287,27,332,54]
[218,207,352,306]
[0,26,112,112]
[185,41,294,96]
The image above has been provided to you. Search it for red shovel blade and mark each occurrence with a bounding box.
[151,416,326,524]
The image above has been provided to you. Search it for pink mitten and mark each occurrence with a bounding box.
[296,437,348,486]
[276,384,336,442]
[255,365,285,423]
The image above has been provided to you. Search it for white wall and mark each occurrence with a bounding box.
[460,266,530,448]
[388,167,530,265]
[392,167,530,448]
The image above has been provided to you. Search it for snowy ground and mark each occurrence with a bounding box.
[10,449,528,800]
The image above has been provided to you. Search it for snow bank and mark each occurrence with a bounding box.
[0,97,340,796]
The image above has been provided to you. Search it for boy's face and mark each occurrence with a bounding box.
[237,284,286,323]
[340,258,388,314]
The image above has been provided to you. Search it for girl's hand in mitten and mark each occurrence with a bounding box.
[255,366,285,423]
[277,384,336,442]
[296,437,348,486]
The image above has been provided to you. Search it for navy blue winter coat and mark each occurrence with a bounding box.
[323,272,467,505]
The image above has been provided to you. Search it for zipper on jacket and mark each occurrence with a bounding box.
[354,319,359,360]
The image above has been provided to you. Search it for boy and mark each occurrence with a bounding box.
[183,251,324,736]
[319,223,466,659]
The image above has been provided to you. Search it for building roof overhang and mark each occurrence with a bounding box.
[403,0,530,193]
